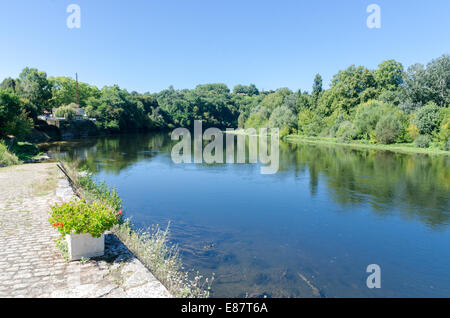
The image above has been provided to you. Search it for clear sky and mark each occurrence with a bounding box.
[0,0,449,93]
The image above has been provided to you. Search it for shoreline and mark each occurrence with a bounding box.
[285,135,450,156]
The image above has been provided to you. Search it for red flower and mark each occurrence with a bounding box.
[118,210,123,215]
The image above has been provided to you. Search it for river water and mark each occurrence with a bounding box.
[42,132,450,297]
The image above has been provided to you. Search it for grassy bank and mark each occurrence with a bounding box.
[60,161,213,298]
[285,135,450,156]
[0,141,21,166]
[0,140,45,167]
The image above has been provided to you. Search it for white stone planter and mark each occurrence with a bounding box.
[66,233,105,261]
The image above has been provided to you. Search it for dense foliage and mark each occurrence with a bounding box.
[1,54,449,150]
[49,199,122,238]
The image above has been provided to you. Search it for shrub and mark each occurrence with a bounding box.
[375,115,402,144]
[353,100,389,139]
[414,102,441,135]
[245,106,269,128]
[406,123,419,141]
[414,135,431,148]
[279,126,291,138]
[12,141,39,161]
[336,121,356,142]
[49,199,122,238]
[444,137,450,151]
[75,173,122,212]
[298,109,324,136]
[0,140,20,166]
[268,106,297,131]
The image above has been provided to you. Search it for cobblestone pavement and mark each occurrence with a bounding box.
[0,163,171,298]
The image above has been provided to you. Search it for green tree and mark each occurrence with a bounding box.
[50,76,100,108]
[233,84,259,96]
[1,78,17,92]
[375,59,404,91]
[54,103,78,119]
[317,65,377,115]
[15,67,52,119]
[312,73,323,105]
[414,101,441,135]
[0,89,33,138]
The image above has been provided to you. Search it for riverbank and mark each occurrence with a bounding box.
[0,163,171,298]
[285,135,450,156]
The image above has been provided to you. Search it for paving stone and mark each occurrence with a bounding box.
[0,163,171,298]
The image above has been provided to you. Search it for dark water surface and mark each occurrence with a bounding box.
[42,132,450,297]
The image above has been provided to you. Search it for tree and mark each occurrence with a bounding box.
[50,76,100,108]
[1,78,17,92]
[15,67,52,119]
[312,74,323,105]
[424,55,450,107]
[375,60,404,91]
[282,93,298,114]
[259,88,292,112]
[322,65,377,113]
[54,104,77,119]
[0,89,33,138]
[414,101,441,135]
[296,91,312,112]
[233,84,259,96]
[403,55,450,108]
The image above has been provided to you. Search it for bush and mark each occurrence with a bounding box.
[375,115,402,144]
[0,140,20,166]
[12,141,39,160]
[336,121,356,142]
[245,106,269,128]
[414,102,441,135]
[406,123,419,141]
[298,109,324,136]
[75,173,122,212]
[268,106,297,131]
[414,135,431,148]
[353,100,394,140]
[443,137,450,151]
[49,199,122,238]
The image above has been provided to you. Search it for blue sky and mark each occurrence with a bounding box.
[0,0,449,93]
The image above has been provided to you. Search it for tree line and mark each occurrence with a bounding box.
[0,54,449,150]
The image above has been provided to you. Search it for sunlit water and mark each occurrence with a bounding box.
[42,132,450,297]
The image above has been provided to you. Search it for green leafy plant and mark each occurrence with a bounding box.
[414,134,431,148]
[49,199,123,238]
[75,173,122,212]
[375,115,402,144]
